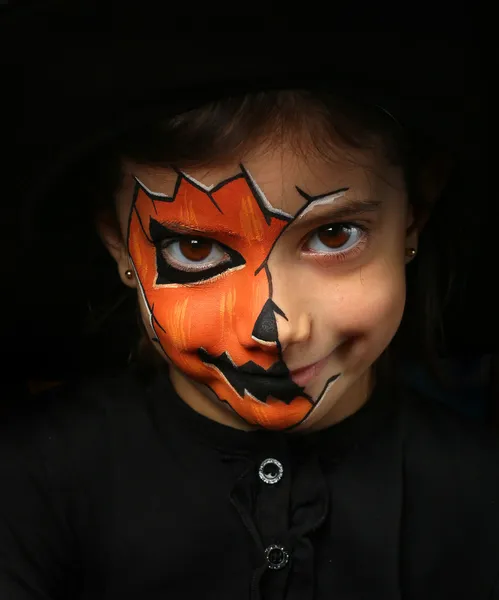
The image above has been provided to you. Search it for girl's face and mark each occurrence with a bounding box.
[104,142,418,432]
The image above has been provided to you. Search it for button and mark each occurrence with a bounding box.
[265,544,289,570]
[258,458,283,485]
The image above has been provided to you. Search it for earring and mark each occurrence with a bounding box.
[125,269,134,280]
[405,247,417,258]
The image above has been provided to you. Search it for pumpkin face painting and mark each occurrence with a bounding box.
[127,166,348,430]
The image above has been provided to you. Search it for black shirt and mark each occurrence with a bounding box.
[1,370,499,600]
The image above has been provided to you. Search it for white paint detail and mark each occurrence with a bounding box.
[243,389,268,405]
[251,336,277,347]
[135,168,296,222]
[199,348,239,370]
[316,373,342,405]
[295,372,342,430]
[243,168,293,219]
[201,362,252,404]
[200,351,267,404]
[134,176,171,199]
[178,170,217,191]
[130,261,157,335]
[153,263,246,289]
[297,190,348,220]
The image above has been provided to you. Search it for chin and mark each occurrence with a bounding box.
[296,365,372,432]
[295,384,344,432]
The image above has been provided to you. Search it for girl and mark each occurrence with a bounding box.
[2,85,499,599]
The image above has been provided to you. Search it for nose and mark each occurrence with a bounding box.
[250,298,311,352]
[234,267,312,353]
[272,306,312,352]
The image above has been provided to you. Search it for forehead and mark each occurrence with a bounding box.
[116,143,403,222]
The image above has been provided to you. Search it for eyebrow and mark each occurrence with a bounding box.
[296,198,383,225]
[154,221,241,239]
[305,198,384,221]
[294,185,383,220]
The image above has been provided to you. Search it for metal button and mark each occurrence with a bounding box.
[265,544,289,570]
[258,458,283,485]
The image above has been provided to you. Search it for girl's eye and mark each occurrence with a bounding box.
[304,223,364,255]
[161,237,229,271]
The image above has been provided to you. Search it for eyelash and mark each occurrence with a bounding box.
[301,221,370,264]
[157,220,371,273]
[159,237,230,271]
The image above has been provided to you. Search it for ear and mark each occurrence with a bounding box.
[96,210,137,288]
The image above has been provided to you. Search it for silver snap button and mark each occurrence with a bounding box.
[265,544,289,570]
[258,458,283,485]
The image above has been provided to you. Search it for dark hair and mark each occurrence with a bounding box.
[41,89,455,381]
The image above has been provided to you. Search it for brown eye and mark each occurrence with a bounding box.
[178,238,213,261]
[304,223,364,255]
[160,237,229,273]
[316,225,351,249]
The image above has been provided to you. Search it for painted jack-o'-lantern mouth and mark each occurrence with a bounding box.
[198,348,324,404]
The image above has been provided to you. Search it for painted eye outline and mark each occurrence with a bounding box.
[160,236,230,273]
[148,217,246,285]
[302,222,369,260]
[154,233,246,285]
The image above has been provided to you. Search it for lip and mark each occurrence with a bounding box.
[198,348,307,403]
[290,355,331,387]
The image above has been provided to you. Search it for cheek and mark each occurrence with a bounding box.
[136,282,238,357]
[319,261,407,355]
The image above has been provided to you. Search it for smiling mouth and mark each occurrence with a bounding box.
[290,355,332,387]
[198,348,308,404]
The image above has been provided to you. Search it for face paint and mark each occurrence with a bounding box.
[127,165,346,430]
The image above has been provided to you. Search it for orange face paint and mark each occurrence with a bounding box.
[127,166,315,430]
